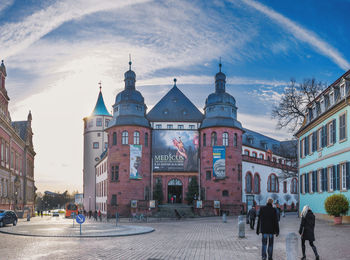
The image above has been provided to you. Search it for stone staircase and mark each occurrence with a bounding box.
[153,204,196,218]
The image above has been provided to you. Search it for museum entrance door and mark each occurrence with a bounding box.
[168,179,183,203]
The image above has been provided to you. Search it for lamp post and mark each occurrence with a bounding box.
[14,191,18,210]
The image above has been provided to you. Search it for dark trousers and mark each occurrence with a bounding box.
[250,218,255,229]
[301,239,318,257]
[262,234,274,260]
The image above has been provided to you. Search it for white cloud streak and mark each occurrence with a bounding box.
[241,0,350,70]
[0,0,151,58]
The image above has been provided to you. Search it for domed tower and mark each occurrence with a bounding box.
[200,62,244,214]
[106,61,151,217]
[83,86,112,212]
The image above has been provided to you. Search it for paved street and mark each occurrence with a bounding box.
[0,214,349,260]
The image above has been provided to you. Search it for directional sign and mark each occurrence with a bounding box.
[76,214,85,224]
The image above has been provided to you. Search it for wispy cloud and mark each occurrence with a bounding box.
[241,0,350,70]
[0,0,151,58]
[0,0,13,14]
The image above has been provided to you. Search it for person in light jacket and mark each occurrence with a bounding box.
[299,205,319,260]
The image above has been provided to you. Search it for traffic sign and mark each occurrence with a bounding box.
[76,214,85,224]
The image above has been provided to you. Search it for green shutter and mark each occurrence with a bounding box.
[333,119,336,143]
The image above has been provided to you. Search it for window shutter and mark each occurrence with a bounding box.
[300,175,303,193]
[305,173,309,193]
[305,136,309,155]
[336,164,340,190]
[346,162,350,189]
[299,140,302,158]
[332,119,336,143]
[332,165,336,190]
[321,127,325,147]
[324,125,328,147]
[312,132,317,152]
[323,168,327,191]
[314,171,318,192]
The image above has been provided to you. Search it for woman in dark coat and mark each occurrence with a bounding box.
[299,205,319,260]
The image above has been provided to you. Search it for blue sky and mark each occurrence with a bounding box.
[1,0,349,193]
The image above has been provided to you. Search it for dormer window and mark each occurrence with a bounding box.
[330,91,334,106]
[320,98,324,113]
[340,84,346,98]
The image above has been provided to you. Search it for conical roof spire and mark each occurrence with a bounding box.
[91,84,112,116]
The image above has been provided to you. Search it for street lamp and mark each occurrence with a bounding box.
[14,191,18,210]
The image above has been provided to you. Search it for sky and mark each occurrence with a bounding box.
[1,0,349,193]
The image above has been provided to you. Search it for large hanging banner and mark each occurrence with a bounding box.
[130,145,142,179]
[213,146,225,179]
[152,130,199,172]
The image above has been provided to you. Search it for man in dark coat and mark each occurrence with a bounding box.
[248,206,257,230]
[299,205,319,260]
[256,198,279,260]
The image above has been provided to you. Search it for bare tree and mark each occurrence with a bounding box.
[272,78,324,132]
[278,140,298,180]
[271,193,279,203]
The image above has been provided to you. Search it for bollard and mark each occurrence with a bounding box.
[222,213,227,223]
[238,215,245,238]
[286,232,298,260]
[116,213,119,227]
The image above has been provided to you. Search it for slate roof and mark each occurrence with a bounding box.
[108,115,150,128]
[201,117,242,129]
[91,91,112,117]
[147,85,204,122]
[242,128,297,157]
[12,121,28,142]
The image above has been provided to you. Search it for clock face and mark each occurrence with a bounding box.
[95,157,100,162]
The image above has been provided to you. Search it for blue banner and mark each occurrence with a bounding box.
[213,146,225,179]
[130,145,142,179]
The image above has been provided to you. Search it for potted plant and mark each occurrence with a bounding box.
[324,194,349,224]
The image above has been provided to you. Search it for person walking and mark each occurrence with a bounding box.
[93,210,98,221]
[248,206,257,230]
[299,205,319,260]
[256,198,279,260]
[98,210,102,222]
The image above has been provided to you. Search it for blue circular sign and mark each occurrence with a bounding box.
[76,214,85,224]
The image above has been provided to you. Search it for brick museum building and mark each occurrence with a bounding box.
[0,60,36,217]
[83,61,297,217]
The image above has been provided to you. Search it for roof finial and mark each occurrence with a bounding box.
[174,78,177,86]
[98,81,102,91]
[219,57,222,72]
[129,54,132,70]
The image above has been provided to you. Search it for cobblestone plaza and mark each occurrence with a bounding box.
[0,214,349,260]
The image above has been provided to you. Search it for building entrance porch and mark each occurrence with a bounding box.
[168,178,183,203]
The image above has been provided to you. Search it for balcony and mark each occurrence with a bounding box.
[242,155,297,172]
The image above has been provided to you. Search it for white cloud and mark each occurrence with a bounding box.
[0,0,151,59]
[241,0,350,70]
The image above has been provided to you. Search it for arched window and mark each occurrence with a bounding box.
[254,174,260,194]
[211,132,217,146]
[113,132,117,145]
[234,133,237,147]
[203,133,206,147]
[259,154,264,160]
[267,174,278,192]
[252,152,257,158]
[291,178,298,194]
[122,131,128,145]
[134,131,140,144]
[145,133,148,147]
[222,132,228,146]
[246,172,252,193]
[222,190,229,197]
[244,150,250,156]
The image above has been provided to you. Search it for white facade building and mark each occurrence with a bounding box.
[83,89,112,211]
[96,153,108,214]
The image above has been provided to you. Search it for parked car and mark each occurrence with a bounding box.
[0,210,18,227]
[52,210,59,217]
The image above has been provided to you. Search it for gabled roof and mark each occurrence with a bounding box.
[242,128,297,157]
[91,91,112,117]
[12,121,28,142]
[147,85,203,122]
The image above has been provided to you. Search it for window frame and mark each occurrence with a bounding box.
[122,131,128,145]
[222,132,228,146]
[133,131,140,145]
[93,142,99,149]
[339,112,347,142]
[211,132,217,146]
